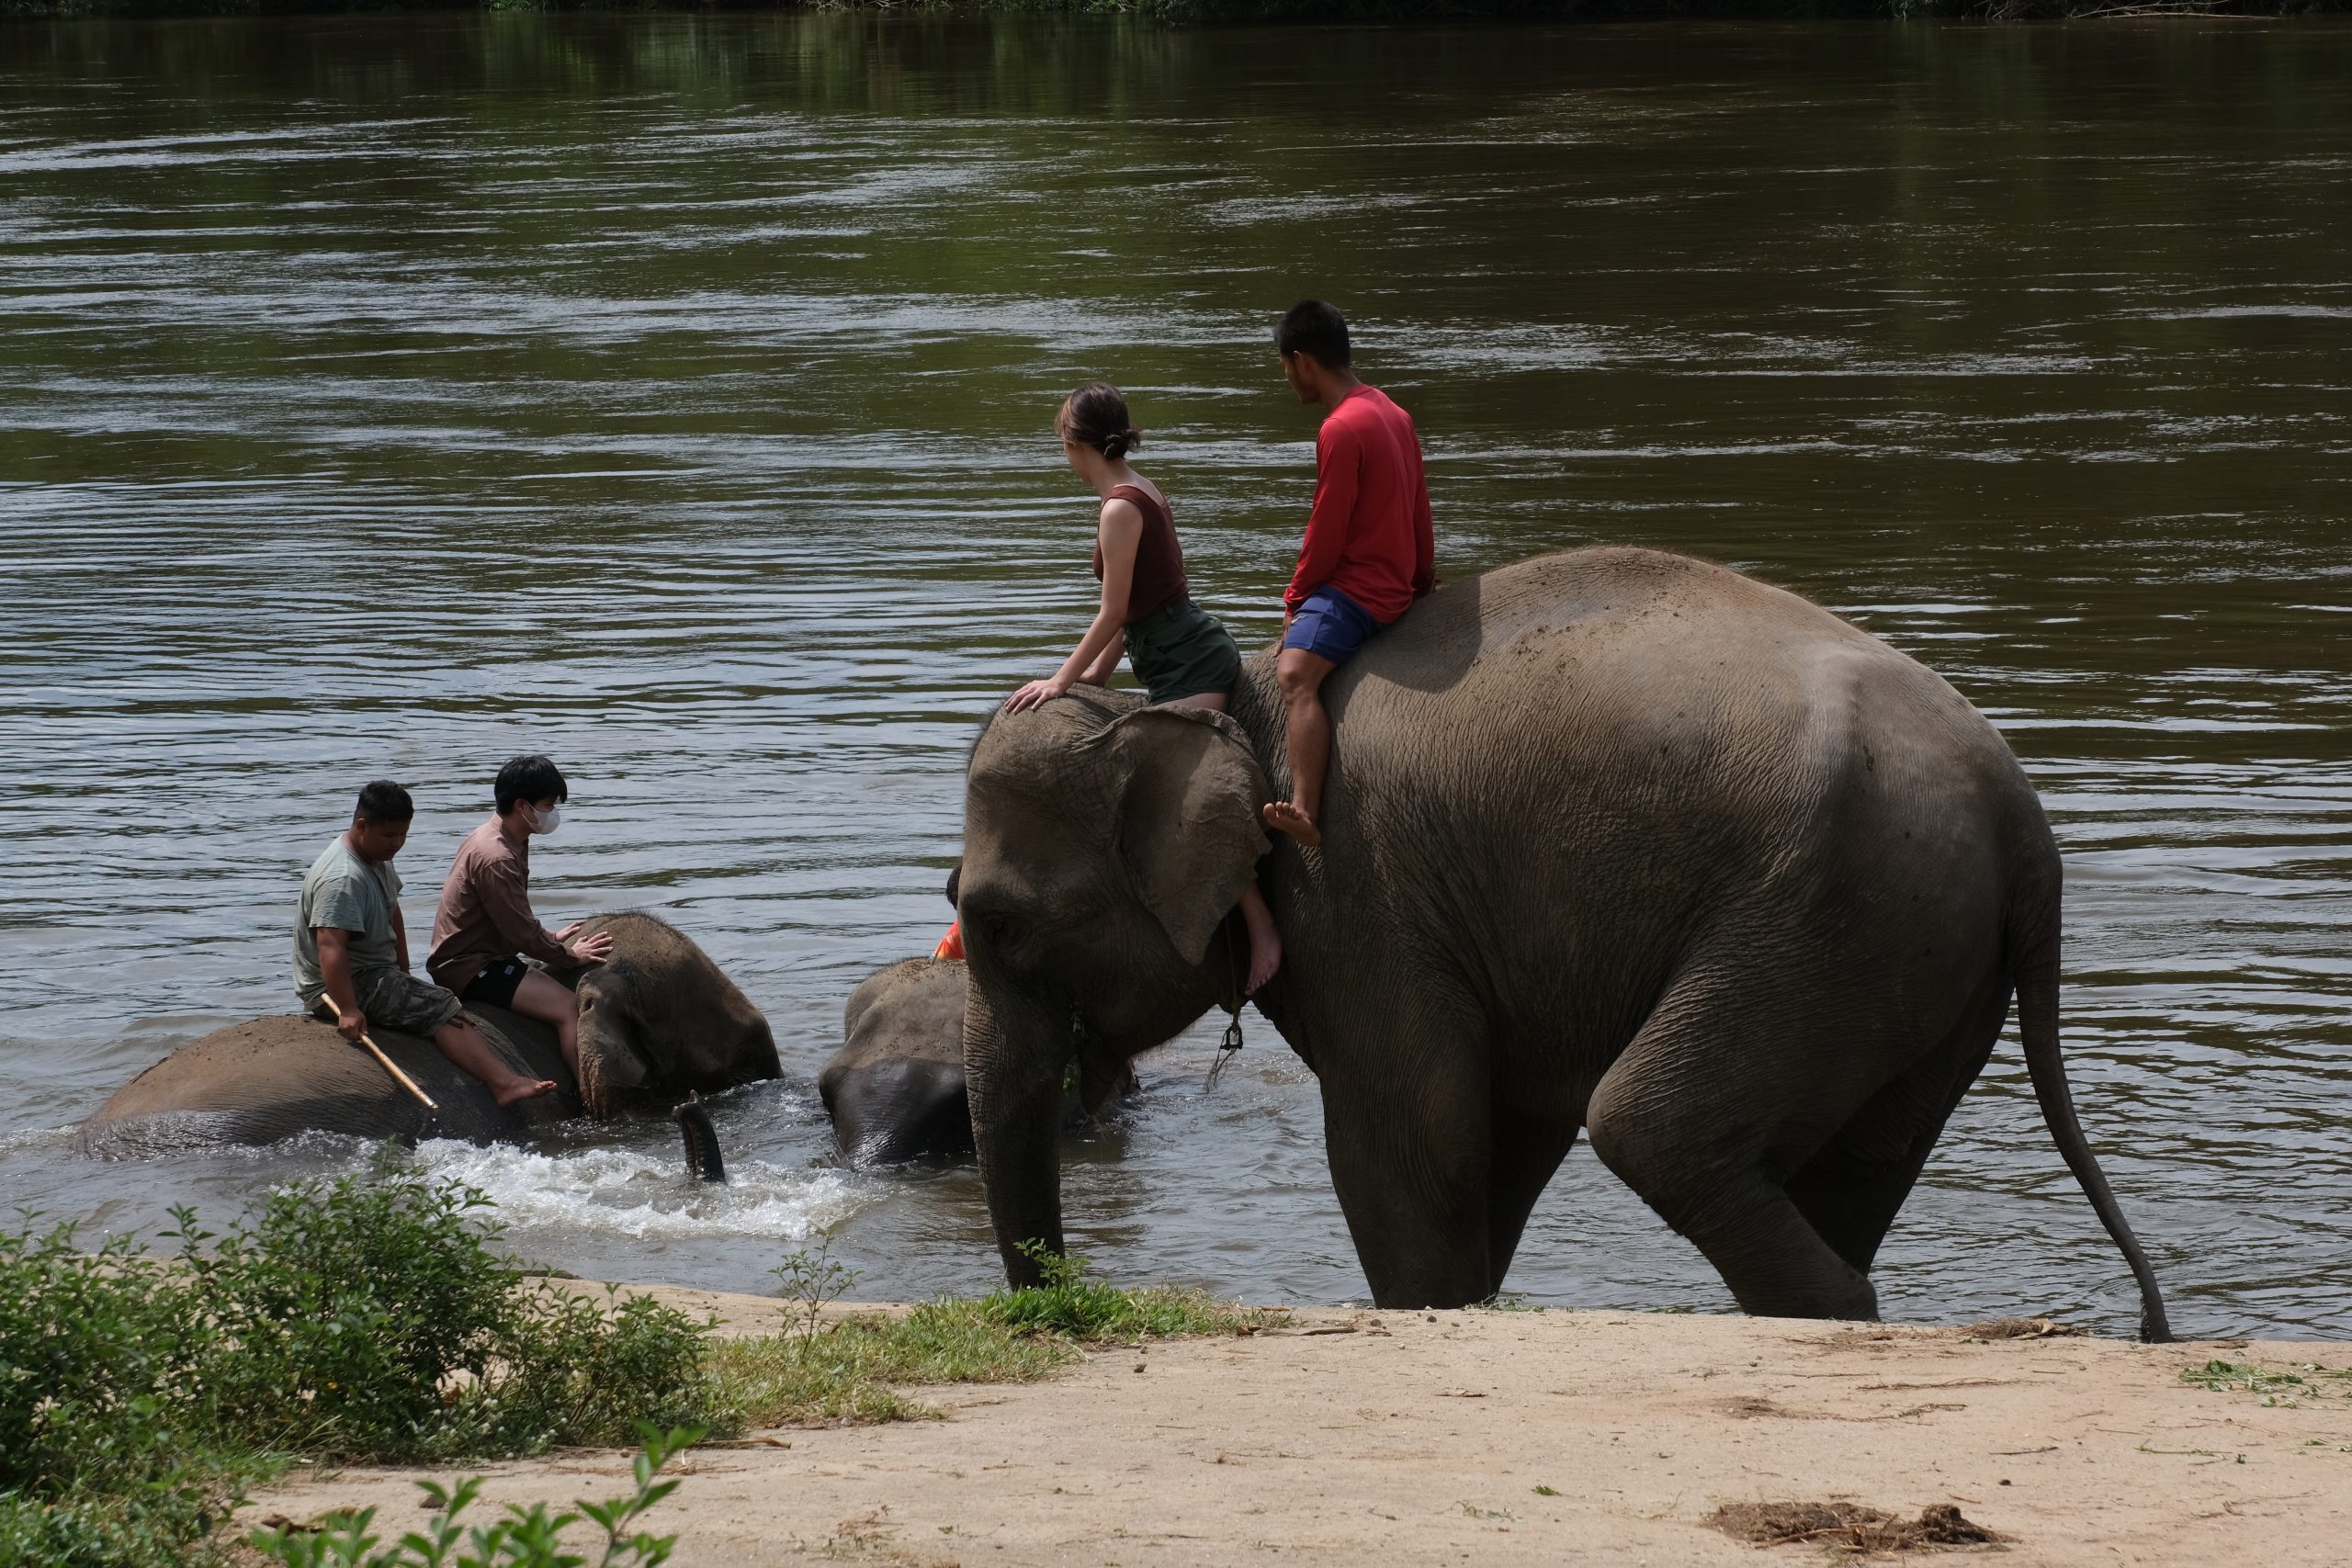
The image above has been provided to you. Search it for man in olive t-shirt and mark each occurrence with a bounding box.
[296,781,556,1107]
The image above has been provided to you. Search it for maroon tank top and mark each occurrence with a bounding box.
[1092,483,1189,625]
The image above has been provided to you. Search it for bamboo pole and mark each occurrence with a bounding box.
[318,1001,442,1114]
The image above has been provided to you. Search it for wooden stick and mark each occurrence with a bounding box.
[318,1001,441,1113]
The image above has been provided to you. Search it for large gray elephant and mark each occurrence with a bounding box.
[956,547,2172,1337]
[80,912,778,1156]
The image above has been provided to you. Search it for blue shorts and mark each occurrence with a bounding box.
[1282,586,1385,666]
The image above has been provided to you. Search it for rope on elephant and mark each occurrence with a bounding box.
[1205,1010,1244,1091]
[1205,917,1247,1092]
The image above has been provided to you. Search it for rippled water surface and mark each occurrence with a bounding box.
[4,15,2348,1338]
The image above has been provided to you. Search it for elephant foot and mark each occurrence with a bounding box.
[1261,799,1322,847]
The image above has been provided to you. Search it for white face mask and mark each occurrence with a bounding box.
[526,803,561,835]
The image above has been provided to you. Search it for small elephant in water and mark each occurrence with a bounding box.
[80,912,778,1156]
[820,956,973,1165]
[956,546,2173,1337]
[817,953,1138,1168]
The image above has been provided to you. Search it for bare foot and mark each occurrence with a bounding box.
[1241,903,1283,996]
[492,1077,560,1107]
[1262,800,1321,848]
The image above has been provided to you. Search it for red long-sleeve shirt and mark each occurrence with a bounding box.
[1283,384,1435,624]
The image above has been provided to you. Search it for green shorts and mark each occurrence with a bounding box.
[309,967,465,1038]
[1125,597,1242,706]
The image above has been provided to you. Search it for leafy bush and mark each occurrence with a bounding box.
[253,1422,700,1568]
[0,1217,250,1567]
[173,1158,725,1462]
[1,1160,729,1567]
[487,1287,723,1451]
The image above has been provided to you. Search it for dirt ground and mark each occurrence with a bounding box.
[252,1285,2352,1567]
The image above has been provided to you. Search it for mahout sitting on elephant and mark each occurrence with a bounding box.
[956,546,2174,1338]
[79,912,777,1156]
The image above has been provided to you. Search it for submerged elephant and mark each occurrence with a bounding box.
[956,546,2173,1337]
[818,954,1136,1167]
[80,912,778,1156]
[820,957,974,1165]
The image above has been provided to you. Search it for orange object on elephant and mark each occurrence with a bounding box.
[933,921,965,961]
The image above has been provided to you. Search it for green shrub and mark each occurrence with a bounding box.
[485,1287,725,1451]
[175,1157,726,1461]
[2,1161,730,1567]
[252,1421,701,1568]
[175,1172,524,1461]
[0,1216,253,1567]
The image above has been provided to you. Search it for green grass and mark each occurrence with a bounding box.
[2181,1358,2352,1408]
[715,1238,1275,1427]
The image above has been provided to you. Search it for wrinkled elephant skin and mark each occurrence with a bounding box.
[956,547,2172,1338]
[820,957,974,1165]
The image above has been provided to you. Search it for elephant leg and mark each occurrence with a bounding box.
[1318,1001,1497,1309]
[1483,1108,1579,1295]
[1784,976,2010,1275]
[1585,980,1881,1322]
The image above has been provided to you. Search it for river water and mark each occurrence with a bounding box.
[2,15,2347,1339]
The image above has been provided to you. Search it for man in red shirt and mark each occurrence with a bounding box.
[1262,299,1435,847]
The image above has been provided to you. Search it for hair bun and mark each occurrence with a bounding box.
[1059,383,1141,463]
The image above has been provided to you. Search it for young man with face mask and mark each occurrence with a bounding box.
[297,780,559,1106]
[426,754,614,1079]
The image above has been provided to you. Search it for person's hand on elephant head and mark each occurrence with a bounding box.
[1004,676,1074,714]
[557,922,614,966]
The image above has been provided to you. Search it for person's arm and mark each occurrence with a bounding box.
[1283,422,1361,613]
[390,904,411,973]
[1006,500,1142,713]
[315,927,366,1042]
[1077,630,1125,687]
[480,859,583,968]
[1409,420,1436,600]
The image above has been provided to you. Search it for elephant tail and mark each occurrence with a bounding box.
[2017,941,2173,1344]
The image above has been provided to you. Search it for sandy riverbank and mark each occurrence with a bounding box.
[252,1284,2350,1566]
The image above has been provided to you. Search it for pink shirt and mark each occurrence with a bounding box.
[427,818,571,989]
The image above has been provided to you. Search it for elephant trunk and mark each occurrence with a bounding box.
[574,1003,649,1120]
[963,976,1069,1289]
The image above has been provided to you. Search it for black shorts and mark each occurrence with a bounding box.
[460,955,530,1010]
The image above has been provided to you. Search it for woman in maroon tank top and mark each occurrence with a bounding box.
[1002,383,1281,994]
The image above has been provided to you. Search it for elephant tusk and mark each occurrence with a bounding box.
[673,1098,726,1183]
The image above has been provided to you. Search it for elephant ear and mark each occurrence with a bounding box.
[1095,705,1272,967]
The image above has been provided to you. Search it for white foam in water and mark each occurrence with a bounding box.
[409,1140,865,1243]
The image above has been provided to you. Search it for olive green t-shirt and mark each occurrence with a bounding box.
[292,836,403,1006]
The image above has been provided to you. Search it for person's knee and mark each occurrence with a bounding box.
[1274,653,1325,703]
